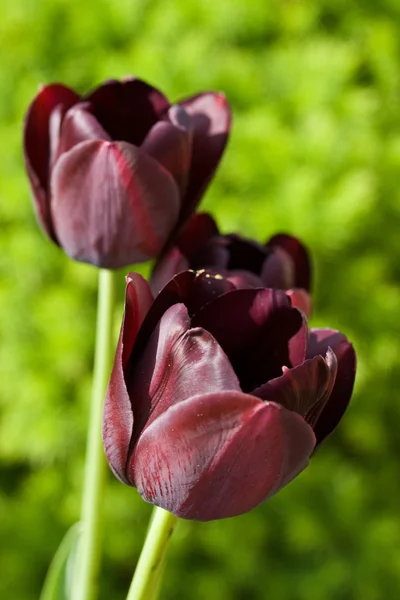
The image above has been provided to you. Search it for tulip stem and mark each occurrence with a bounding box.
[72,268,116,600]
[126,507,178,600]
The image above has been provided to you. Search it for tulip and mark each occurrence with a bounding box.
[103,270,356,521]
[150,213,312,315]
[23,79,231,268]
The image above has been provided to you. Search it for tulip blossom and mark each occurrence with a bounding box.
[103,270,356,521]
[23,78,231,268]
[150,213,312,315]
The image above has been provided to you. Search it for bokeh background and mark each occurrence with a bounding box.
[1,1,400,598]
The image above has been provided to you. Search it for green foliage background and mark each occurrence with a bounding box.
[1,1,400,598]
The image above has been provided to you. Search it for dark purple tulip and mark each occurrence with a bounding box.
[23,79,231,268]
[103,270,356,521]
[151,213,312,314]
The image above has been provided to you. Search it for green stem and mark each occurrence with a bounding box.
[148,560,165,600]
[126,507,178,600]
[72,269,116,600]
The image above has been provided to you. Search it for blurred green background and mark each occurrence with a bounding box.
[1,0,400,598]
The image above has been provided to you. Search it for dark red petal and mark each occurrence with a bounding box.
[192,288,307,391]
[261,247,295,289]
[23,83,80,239]
[253,349,337,427]
[178,92,232,224]
[288,308,309,368]
[286,288,312,317]
[127,303,240,459]
[132,392,315,520]
[175,213,219,257]
[142,106,192,194]
[307,329,356,445]
[150,248,190,296]
[267,234,312,291]
[137,270,235,353]
[189,238,230,270]
[103,274,153,484]
[85,77,170,146]
[226,270,265,289]
[56,102,110,158]
[123,274,155,365]
[150,213,221,293]
[50,140,180,268]
[224,235,268,273]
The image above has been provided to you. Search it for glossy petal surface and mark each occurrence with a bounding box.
[307,329,356,444]
[138,270,235,351]
[253,350,337,427]
[23,83,80,238]
[133,392,315,520]
[51,140,180,268]
[142,106,192,193]
[56,102,110,158]
[103,274,153,484]
[192,288,307,391]
[179,92,231,222]
[127,303,240,456]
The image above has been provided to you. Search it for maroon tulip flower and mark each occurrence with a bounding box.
[23,78,231,268]
[151,213,312,315]
[103,269,356,521]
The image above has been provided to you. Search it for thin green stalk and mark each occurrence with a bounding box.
[126,507,178,600]
[72,269,116,600]
[147,559,165,600]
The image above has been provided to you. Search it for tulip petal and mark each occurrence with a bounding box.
[50,139,180,268]
[189,238,230,270]
[178,92,231,223]
[307,329,356,445]
[261,247,295,289]
[225,235,268,273]
[267,234,311,291]
[23,83,80,239]
[226,270,265,289]
[85,77,170,146]
[132,392,315,520]
[103,274,153,484]
[139,270,235,349]
[286,288,313,317]
[175,213,219,257]
[127,303,241,451]
[192,288,306,391]
[150,248,190,296]
[56,102,110,158]
[142,106,192,194]
[252,349,337,427]
[123,274,155,365]
[188,234,267,276]
[150,216,222,294]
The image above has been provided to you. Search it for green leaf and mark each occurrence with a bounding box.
[39,523,80,600]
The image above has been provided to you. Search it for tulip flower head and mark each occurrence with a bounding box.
[23,79,231,268]
[103,270,356,521]
[151,213,312,315]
